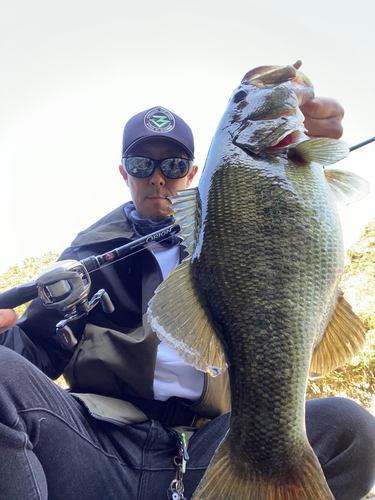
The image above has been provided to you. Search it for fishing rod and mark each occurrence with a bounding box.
[0,224,177,349]
[349,137,375,152]
[0,223,178,309]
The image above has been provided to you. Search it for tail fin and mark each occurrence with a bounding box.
[192,437,334,500]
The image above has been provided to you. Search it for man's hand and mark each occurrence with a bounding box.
[300,97,344,139]
[0,309,18,334]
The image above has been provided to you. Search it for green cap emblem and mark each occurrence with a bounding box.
[144,107,175,133]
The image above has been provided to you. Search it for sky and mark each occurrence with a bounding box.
[0,0,374,274]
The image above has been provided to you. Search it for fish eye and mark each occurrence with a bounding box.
[233,90,247,103]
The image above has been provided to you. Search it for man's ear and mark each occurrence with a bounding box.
[186,165,199,187]
[119,164,129,185]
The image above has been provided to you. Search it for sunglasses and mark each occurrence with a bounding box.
[123,156,193,179]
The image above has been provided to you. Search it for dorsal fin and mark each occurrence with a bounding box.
[168,188,201,255]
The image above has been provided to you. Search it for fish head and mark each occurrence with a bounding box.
[229,61,314,154]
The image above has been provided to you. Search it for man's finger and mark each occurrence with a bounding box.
[0,309,18,334]
[304,116,344,139]
[301,97,345,139]
[300,97,344,120]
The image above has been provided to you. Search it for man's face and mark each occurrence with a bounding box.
[119,138,198,221]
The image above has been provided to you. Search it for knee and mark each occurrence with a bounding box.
[306,397,375,497]
[0,345,22,373]
[0,344,27,367]
[0,346,40,388]
[306,397,375,448]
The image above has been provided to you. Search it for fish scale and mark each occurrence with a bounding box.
[148,62,368,499]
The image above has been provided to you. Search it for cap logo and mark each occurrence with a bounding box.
[144,107,175,133]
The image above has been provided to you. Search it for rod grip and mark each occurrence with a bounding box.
[0,282,38,309]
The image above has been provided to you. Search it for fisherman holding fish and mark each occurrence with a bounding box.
[1,63,375,500]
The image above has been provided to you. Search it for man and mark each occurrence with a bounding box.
[0,101,375,500]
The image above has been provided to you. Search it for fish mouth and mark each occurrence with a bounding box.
[264,129,307,151]
[233,118,307,157]
[231,95,309,156]
[258,106,309,152]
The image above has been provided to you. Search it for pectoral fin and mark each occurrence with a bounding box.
[289,138,369,205]
[290,138,349,165]
[309,289,366,379]
[147,187,227,376]
[324,168,369,205]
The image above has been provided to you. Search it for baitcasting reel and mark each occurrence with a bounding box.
[35,260,114,350]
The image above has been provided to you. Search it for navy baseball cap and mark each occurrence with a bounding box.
[122,106,194,159]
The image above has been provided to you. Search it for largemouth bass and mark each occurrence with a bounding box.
[148,61,368,500]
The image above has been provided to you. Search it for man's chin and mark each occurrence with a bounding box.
[138,208,172,222]
[141,198,174,222]
[149,213,172,222]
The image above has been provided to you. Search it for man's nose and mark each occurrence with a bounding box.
[149,166,166,186]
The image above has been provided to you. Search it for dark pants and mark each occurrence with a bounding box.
[1,346,375,500]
